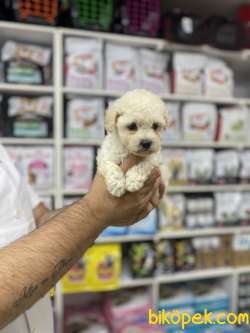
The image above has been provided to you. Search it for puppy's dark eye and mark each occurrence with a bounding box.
[127,122,137,131]
[152,123,159,130]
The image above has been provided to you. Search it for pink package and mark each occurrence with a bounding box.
[64,304,109,333]
[117,322,165,333]
[104,289,153,332]
[64,147,94,192]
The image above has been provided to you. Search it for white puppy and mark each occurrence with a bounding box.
[97,89,169,197]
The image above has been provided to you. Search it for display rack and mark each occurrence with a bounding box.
[1,21,250,332]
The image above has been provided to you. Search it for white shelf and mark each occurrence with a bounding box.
[63,139,102,146]
[157,267,234,284]
[164,141,250,149]
[0,83,53,94]
[96,234,154,243]
[63,190,87,196]
[0,138,54,145]
[63,87,250,105]
[168,184,250,193]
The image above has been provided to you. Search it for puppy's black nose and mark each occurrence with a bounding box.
[140,139,152,150]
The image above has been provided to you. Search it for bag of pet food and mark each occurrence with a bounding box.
[7,96,53,138]
[156,240,174,275]
[138,48,169,94]
[7,146,53,190]
[66,97,105,140]
[159,194,185,230]
[2,41,51,84]
[187,149,214,184]
[64,147,94,192]
[240,150,250,183]
[215,150,239,184]
[217,106,249,142]
[172,52,206,95]
[128,242,155,278]
[65,37,103,89]
[105,43,138,92]
[161,103,181,143]
[182,103,217,141]
[204,58,234,97]
[215,192,242,226]
[162,149,188,185]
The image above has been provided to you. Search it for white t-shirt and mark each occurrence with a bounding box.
[0,145,54,333]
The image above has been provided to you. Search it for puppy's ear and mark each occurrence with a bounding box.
[164,110,171,129]
[105,104,119,133]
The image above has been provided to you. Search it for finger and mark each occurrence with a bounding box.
[137,170,161,197]
[137,202,154,221]
[120,155,143,173]
[159,181,165,200]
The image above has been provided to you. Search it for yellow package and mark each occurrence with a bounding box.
[62,243,121,294]
[86,243,121,292]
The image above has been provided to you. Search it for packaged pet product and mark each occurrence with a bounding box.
[240,193,250,225]
[7,146,53,190]
[138,48,169,94]
[187,149,214,184]
[6,96,53,138]
[161,103,181,143]
[159,194,185,230]
[186,197,214,229]
[182,103,217,141]
[105,43,138,92]
[66,97,105,140]
[1,41,51,84]
[233,234,250,266]
[128,209,157,235]
[64,304,109,333]
[214,150,239,184]
[128,242,155,278]
[104,289,155,333]
[65,37,103,89]
[156,240,175,274]
[64,147,94,192]
[193,237,223,269]
[99,226,128,237]
[174,239,195,271]
[204,58,234,97]
[162,149,188,185]
[217,106,249,142]
[215,192,242,226]
[240,151,250,183]
[172,52,206,95]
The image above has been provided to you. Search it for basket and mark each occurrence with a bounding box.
[13,0,58,25]
[115,0,160,37]
[70,0,113,31]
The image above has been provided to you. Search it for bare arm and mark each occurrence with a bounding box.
[33,203,65,228]
[0,159,162,328]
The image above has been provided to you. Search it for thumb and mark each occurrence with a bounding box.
[120,155,144,173]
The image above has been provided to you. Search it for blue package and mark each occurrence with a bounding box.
[128,209,157,235]
[99,226,128,237]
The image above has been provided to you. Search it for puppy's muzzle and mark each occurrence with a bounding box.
[140,139,152,150]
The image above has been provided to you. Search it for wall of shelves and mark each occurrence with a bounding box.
[1,20,250,332]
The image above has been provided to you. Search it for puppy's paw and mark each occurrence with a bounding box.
[106,175,126,197]
[125,170,146,192]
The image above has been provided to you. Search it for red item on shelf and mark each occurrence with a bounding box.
[237,4,250,47]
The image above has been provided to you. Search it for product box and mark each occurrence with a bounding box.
[162,149,188,185]
[138,48,169,94]
[204,58,234,97]
[240,150,250,183]
[161,103,181,143]
[62,244,121,293]
[217,106,249,142]
[172,53,205,95]
[65,37,103,89]
[7,146,54,190]
[182,103,217,142]
[215,192,242,226]
[187,149,214,184]
[66,97,105,140]
[159,194,185,230]
[105,43,138,92]
[64,147,94,192]
[214,150,239,184]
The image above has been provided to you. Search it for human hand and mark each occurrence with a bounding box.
[83,155,165,228]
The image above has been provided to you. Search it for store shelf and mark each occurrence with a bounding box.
[0,138,54,145]
[0,83,53,94]
[37,189,56,197]
[63,87,250,105]
[157,226,250,240]
[63,139,102,146]
[235,266,250,274]
[63,190,87,196]
[157,267,234,284]
[164,141,250,149]
[168,184,250,193]
[96,234,154,244]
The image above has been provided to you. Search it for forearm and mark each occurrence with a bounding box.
[0,198,104,328]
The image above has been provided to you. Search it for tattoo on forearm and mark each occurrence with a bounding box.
[13,257,73,308]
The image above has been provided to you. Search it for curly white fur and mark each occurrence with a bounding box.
[97,89,169,198]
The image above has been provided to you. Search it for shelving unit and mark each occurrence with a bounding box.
[1,20,250,332]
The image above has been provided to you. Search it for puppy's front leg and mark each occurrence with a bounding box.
[125,160,154,192]
[99,161,126,197]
